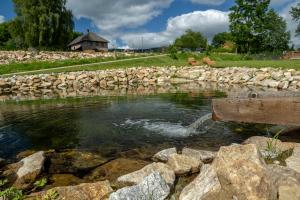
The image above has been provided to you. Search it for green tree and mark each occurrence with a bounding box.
[174,30,207,51]
[11,0,74,49]
[291,3,300,36]
[229,0,271,53]
[212,32,233,48]
[0,22,12,47]
[262,10,290,52]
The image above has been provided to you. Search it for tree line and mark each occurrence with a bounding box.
[0,0,79,50]
[173,0,300,54]
[0,0,300,53]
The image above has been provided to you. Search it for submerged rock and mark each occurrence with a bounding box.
[48,174,84,188]
[167,154,202,175]
[117,162,175,186]
[28,180,113,200]
[48,150,108,174]
[85,158,150,182]
[182,148,216,163]
[110,172,170,200]
[152,147,177,162]
[3,151,45,189]
[211,144,276,200]
[0,158,5,168]
[179,164,221,200]
[286,144,300,173]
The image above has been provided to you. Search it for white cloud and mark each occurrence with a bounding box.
[67,0,173,31]
[0,15,5,24]
[279,1,300,47]
[189,0,226,5]
[121,10,229,49]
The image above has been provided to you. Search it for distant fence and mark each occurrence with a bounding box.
[283,51,300,60]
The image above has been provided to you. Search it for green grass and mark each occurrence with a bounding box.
[0,52,299,76]
[213,60,300,69]
[0,53,151,75]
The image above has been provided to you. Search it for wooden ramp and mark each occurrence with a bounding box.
[212,97,300,126]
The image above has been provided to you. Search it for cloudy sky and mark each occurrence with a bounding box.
[0,0,299,48]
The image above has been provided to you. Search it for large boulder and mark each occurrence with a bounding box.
[110,172,170,200]
[179,164,221,200]
[167,154,202,175]
[152,147,177,162]
[286,144,300,173]
[182,148,216,163]
[48,150,108,174]
[27,181,113,200]
[211,144,277,200]
[3,151,45,189]
[278,186,300,200]
[117,162,175,186]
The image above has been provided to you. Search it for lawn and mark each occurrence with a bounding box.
[213,60,300,69]
[0,53,152,75]
[0,52,299,76]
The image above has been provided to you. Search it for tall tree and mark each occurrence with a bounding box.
[212,32,233,48]
[262,10,290,52]
[0,22,12,47]
[229,0,271,53]
[11,0,74,49]
[174,30,207,50]
[291,3,300,36]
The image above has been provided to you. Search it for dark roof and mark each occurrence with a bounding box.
[68,32,109,46]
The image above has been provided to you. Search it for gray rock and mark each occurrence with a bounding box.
[179,164,221,200]
[182,148,216,163]
[167,154,202,175]
[152,147,177,162]
[117,162,175,186]
[110,172,170,200]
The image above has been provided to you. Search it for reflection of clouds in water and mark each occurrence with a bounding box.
[121,114,214,138]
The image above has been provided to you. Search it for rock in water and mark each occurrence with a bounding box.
[182,148,216,163]
[179,164,221,200]
[110,172,170,200]
[27,181,113,200]
[211,144,276,200]
[286,144,300,173]
[117,162,175,186]
[48,150,108,174]
[167,154,202,175]
[3,151,45,189]
[152,147,177,162]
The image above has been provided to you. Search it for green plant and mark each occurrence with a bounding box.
[0,187,24,200]
[0,179,8,187]
[265,129,284,155]
[41,189,59,200]
[34,178,47,189]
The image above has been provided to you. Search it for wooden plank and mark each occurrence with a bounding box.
[212,97,300,126]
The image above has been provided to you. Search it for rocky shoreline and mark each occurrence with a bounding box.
[0,66,299,101]
[0,136,300,200]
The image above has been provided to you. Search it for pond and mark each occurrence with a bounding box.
[0,89,290,160]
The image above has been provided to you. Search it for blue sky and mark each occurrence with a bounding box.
[0,0,299,48]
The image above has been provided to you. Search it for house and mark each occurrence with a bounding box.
[68,30,109,51]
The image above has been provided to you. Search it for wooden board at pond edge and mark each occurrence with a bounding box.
[212,97,300,126]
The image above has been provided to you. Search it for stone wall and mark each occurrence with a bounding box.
[0,66,299,101]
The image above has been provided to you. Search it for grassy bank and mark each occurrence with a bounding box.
[0,53,299,76]
[0,53,151,75]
